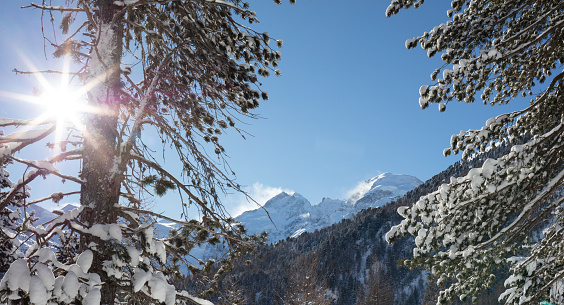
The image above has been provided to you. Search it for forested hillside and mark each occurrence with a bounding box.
[221,145,513,304]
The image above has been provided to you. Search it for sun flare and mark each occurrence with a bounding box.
[1,56,97,144]
[40,85,84,127]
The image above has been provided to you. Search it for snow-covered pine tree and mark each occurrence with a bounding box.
[0,158,27,274]
[0,0,287,304]
[385,1,564,304]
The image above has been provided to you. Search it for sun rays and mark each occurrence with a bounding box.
[0,56,99,146]
[38,81,86,141]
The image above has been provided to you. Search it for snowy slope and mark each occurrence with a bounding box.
[236,173,422,243]
[28,204,57,225]
[347,172,423,208]
[237,192,313,242]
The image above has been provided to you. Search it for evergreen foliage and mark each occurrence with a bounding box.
[0,0,289,303]
[385,1,564,304]
[282,252,333,305]
[0,159,27,274]
[355,259,394,305]
[223,144,512,304]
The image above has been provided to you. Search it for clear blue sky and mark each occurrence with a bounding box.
[0,1,525,217]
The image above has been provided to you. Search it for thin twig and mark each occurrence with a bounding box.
[12,68,76,75]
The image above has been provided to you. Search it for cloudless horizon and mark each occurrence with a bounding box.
[0,0,526,218]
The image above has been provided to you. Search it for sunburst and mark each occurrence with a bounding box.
[1,57,93,145]
[38,81,86,141]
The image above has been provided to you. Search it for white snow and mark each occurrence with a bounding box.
[31,160,58,172]
[34,263,56,290]
[132,268,151,292]
[178,291,214,305]
[82,288,101,305]
[62,271,79,299]
[77,250,94,273]
[0,259,31,294]
[235,173,422,243]
[127,246,140,267]
[29,276,48,305]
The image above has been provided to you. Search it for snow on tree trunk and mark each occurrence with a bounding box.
[79,1,123,303]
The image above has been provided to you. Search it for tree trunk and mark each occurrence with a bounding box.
[79,1,123,304]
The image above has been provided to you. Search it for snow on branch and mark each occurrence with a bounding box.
[117,205,253,246]
[26,191,81,206]
[117,0,247,14]
[499,18,564,61]
[12,68,77,75]
[177,291,214,305]
[23,3,87,12]
[0,126,55,159]
[9,156,84,185]
[476,169,564,250]
[498,3,564,46]
[0,169,44,211]
[0,118,52,127]
[201,0,239,10]
[47,148,84,163]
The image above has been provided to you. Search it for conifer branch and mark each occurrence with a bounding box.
[127,153,222,221]
[23,3,88,12]
[25,191,81,206]
[114,50,174,180]
[0,169,42,211]
[9,156,85,185]
[118,205,252,246]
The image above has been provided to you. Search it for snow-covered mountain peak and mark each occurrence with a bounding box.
[235,173,422,243]
[52,203,81,214]
[316,197,346,212]
[262,191,310,211]
[347,173,422,206]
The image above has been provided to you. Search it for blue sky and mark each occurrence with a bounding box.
[0,0,525,217]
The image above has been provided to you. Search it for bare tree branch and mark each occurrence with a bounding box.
[12,68,76,75]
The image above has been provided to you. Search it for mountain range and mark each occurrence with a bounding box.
[236,173,422,243]
[31,172,422,246]
[222,145,513,305]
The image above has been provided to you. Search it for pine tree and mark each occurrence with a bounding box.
[355,259,394,305]
[0,0,287,304]
[282,252,333,305]
[0,159,26,274]
[385,1,564,304]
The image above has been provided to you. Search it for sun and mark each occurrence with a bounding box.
[34,81,87,143]
[40,84,84,127]
[0,57,98,145]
